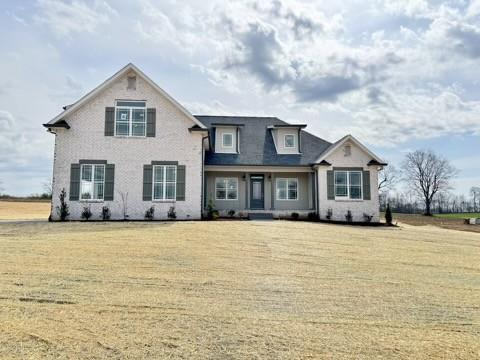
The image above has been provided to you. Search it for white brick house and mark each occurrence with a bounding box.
[44,63,387,222]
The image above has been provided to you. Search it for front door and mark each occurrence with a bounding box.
[250,175,264,209]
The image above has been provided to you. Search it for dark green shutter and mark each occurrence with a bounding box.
[105,107,115,136]
[104,164,115,201]
[176,165,186,201]
[146,108,156,137]
[363,171,371,200]
[327,170,334,200]
[143,165,153,201]
[70,164,80,201]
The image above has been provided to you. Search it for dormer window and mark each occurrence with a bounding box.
[222,133,234,148]
[284,134,295,148]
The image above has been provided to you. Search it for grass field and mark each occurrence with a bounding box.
[0,200,50,220]
[391,213,480,233]
[435,212,480,219]
[0,203,479,358]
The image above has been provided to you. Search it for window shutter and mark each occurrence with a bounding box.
[363,170,371,200]
[143,165,153,201]
[146,108,156,137]
[327,170,334,200]
[105,107,115,136]
[70,164,80,201]
[176,165,186,201]
[104,164,115,201]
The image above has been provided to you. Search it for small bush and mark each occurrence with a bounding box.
[168,206,177,219]
[385,204,393,225]
[345,210,353,222]
[145,206,155,220]
[206,198,218,220]
[307,212,318,221]
[56,188,70,221]
[363,213,373,223]
[81,207,92,221]
[291,212,299,220]
[228,209,236,218]
[101,206,111,221]
[326,208,333,220]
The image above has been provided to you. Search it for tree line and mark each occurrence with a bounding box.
[379,150,479,215]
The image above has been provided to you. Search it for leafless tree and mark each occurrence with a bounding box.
[0,180,4,195]
[471,187,480,212]
[402,150,458,216]
[378,164,400,192]
[42,179,53,197]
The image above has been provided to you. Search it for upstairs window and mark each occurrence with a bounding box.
[284,134,295,148]
[80,164,105,200]
[335,171,362,200]
[115,100,146,137]
[222,133,234,148]
[153,165,177,201]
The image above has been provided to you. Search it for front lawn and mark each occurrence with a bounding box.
[0,219,479,358]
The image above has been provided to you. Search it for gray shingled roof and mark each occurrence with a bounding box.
[194,116,332,166]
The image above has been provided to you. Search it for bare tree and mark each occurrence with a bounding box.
[42,179,53,197]
[378,164,399,192]
[0,180,4,195]
[471,187,480,212]
[402,150,457,216]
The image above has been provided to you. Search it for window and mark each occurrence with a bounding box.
[80,164,105,200]
[284,134,295,148]
[153,165,177,201]
[335,171,362,200]
[276,178,298,200]
[215,178,238,200]
[222,133,234,148]
[115,100,146,137]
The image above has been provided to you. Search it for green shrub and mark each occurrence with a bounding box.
[56,188,70,221]
[385,204,393,225]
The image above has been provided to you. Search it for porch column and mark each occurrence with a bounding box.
[270,172,275,210]
[244,173,249,209]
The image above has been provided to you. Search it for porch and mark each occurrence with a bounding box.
[204,167,316,218]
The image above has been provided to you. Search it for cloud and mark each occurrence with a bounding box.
[35,0,116,37]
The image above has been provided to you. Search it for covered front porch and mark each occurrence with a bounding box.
[203,166,316,218]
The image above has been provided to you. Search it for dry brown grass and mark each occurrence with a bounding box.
[0,201,50,220]
[0,217,479,359]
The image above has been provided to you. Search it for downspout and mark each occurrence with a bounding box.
[201,135,209,218]
[313,165,319,216]
[47,128,58,221]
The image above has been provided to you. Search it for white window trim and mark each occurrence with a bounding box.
[334,170,363,201]
[284,134,296,148]
[215,177,238,201]
[80,164,105,202]
[114,100,147,138]
[152,165,177,201]
[276,178,298,201]
[222,132,234,148]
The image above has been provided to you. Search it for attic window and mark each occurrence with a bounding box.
[284,134,295,148]
[127,76,136,90]
[344,144,351,157]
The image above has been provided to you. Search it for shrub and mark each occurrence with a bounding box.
[168,206,177,219]
[228,209,235,218]
[291,212,299,220]
[326,208,333,220]
[206,198,217,220]
[56,188,70,221]
[145,206,155,220]
[101,206,111,221]
[363,213,373,223]
[212,210,220,220]
[345,210,353,222]
[308,212,318,221]
[385,204,393,225]
[81,207,92,221]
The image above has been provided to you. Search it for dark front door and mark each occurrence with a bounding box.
[250,175,264,209]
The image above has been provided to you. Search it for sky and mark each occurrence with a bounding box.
[0,0,479,196]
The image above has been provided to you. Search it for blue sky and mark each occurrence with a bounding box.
[0,0,479,196]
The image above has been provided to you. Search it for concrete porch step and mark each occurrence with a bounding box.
[248,213,274,220]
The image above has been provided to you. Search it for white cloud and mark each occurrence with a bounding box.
[35,0,116,37]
